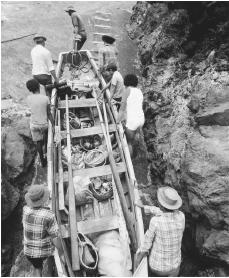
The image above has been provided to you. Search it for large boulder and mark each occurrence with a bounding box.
[1,117,36,180]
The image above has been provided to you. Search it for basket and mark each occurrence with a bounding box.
[84,149,106,168]
[89,178,113,201]
[80,135,102,151]
[63,112,81,130]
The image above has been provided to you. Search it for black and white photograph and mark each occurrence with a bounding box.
[1,1,229,277]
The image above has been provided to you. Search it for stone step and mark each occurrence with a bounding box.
[94,16,111,22]
[94,24,111,30]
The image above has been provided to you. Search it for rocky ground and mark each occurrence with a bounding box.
[127,2,229,276]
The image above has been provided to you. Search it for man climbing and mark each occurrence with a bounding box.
[65,6,87,51]
[135,187,185,277]
[101,62,124,109]
[26,79,54,167]
[98,35,118,73]
[117,74,145,156]
[23,184,63,276]
[31,34,59,97]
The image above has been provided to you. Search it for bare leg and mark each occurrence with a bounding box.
[43,129,48,155]
[37,141,46,167]
[125,128,136,158]
[33,267,42,277]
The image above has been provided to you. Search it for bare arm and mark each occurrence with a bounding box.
[117,87,130,123]
[50,70,58,83]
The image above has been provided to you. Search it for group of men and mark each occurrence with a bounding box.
[24,6,185,277]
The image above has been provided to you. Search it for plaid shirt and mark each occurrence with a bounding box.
[140,210,185,272]
[98,44,118,69]
[23,206,59,258]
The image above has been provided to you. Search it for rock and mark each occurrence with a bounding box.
[195,102,229,126]
[187,96,200,113]
[202,230,229,264]
[1,124,36,179]
[1,176,20,221]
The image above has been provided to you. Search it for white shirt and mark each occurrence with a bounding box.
[31,44,54,75]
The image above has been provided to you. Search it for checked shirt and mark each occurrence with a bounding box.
[23,206,59,258]
[140,210,185,272]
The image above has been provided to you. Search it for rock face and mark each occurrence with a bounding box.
[128,1,229,275]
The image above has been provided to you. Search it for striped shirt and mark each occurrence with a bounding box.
[140,210,185,272]
[23,206,59,258]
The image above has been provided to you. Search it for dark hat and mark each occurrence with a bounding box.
[65,5,76,12]
[33,33,47,42]
[157,186,182,210]
[102,35,115,44]
[25,184,50,208]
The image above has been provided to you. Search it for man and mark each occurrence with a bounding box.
[65,6,87,51]
[26,79,54,167]
[117,74,145,156]
[98,35,118,73]
[23,184,63,276]
[135,186,185,277]
[101,62,124,108]
[31,34,58,97]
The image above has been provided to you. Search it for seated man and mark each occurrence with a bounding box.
[26,79,54,167]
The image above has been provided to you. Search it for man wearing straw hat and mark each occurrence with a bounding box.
[135,187,185,276]
[23,184,63,276]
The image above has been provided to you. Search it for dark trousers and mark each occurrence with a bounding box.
[149,265,180,277]
[77,32,87,50]
[33,74,52,97]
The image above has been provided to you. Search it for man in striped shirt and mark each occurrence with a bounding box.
[136,187,185,276]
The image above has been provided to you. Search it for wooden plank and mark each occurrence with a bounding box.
[60,216,119,237]
[61,162,126,182]
[58,98,96,109]
[60,124,116,139]
[57,111,65,210]
[65,95,80,271]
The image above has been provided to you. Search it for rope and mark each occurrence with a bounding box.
[1,32,36,43]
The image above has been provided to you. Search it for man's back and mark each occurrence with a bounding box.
[144,211,185,272]
[111,70,124,99]
[31,45,54,75]
[71,12,85,32]
[98,44,118,69]
[27,94,49,125]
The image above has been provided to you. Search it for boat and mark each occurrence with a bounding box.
[47,49,148,276]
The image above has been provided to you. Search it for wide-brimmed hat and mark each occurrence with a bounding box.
[102,35,115,44]
[65,5,76,12]
[25,184,50,208]
[33,33,47,42]
[157,186,182,210]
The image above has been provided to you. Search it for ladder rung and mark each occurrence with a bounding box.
[94,24,111,29]
[58,99,97,109]
[61,124,116,139]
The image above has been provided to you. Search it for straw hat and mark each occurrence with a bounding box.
[33,33,47,42]
[157,186,182,210]
[25,184,50,208]
[65,5,76,12]
[102,35,115,44]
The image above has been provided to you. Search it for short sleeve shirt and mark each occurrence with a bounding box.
[26,94,50,125]
[31,45,54,75]
[111,71,125,99]
[23,206,59,258]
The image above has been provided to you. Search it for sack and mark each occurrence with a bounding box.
[78,233,98,272]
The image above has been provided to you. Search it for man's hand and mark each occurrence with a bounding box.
[135,200,144,209]
[74,34,82,41]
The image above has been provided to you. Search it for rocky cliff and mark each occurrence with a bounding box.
[127,1,229,276]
